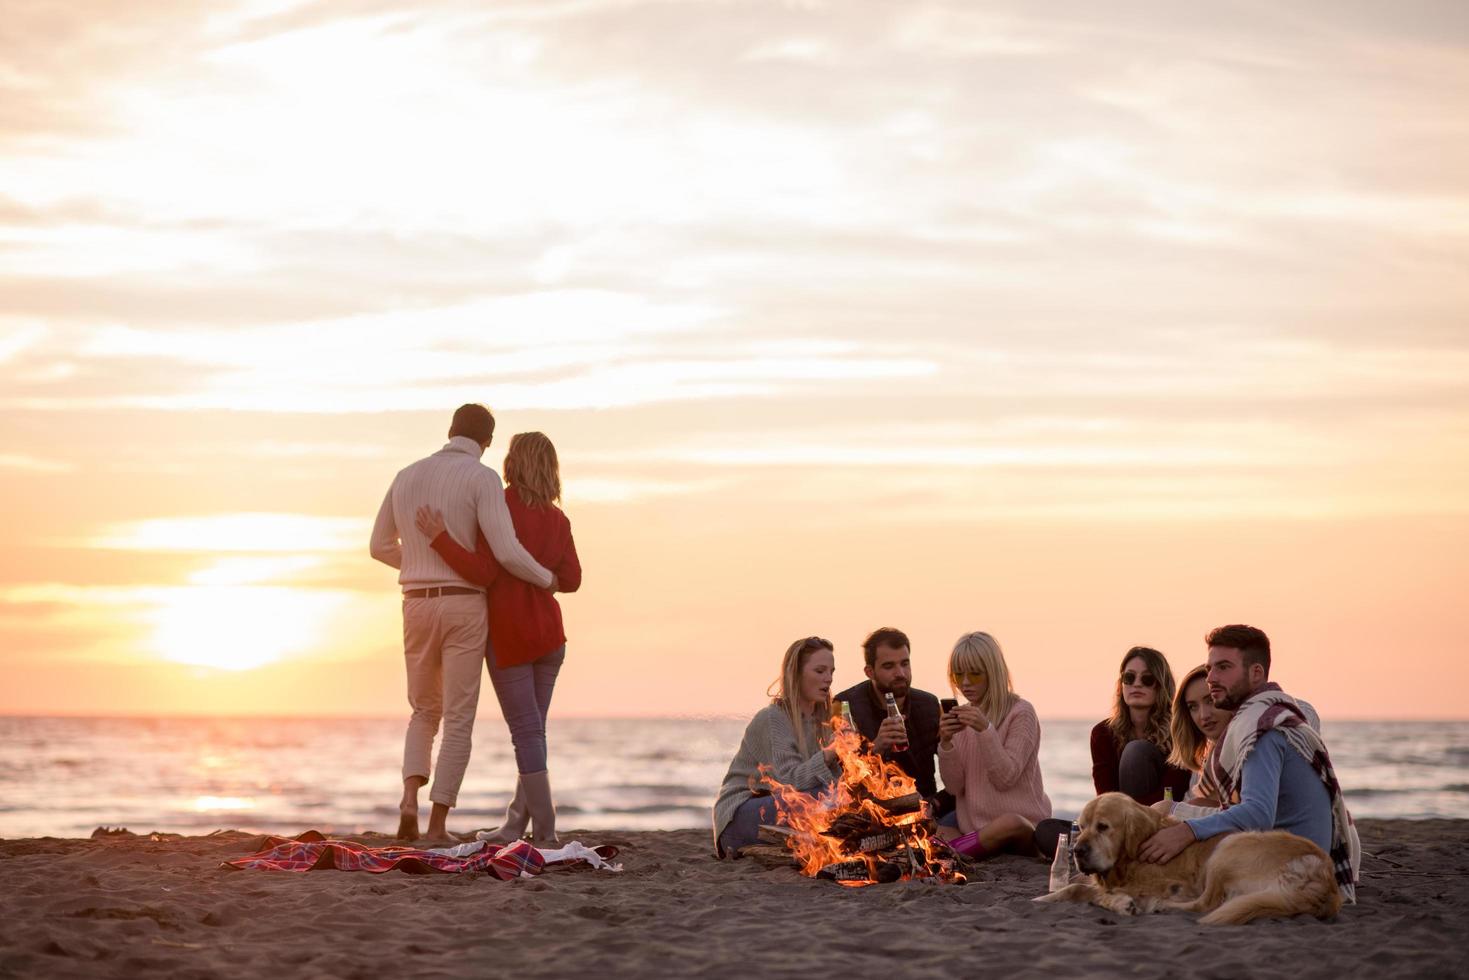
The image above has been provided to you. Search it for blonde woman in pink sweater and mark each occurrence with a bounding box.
[936,631,1052,859]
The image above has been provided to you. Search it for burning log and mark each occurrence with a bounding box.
[736,844,800,869]
[757,824,796,846]
[871,792,922,816]
[817,859,903,884]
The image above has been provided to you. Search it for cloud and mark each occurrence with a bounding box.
[0,453,73,473]
[83,513,370,552]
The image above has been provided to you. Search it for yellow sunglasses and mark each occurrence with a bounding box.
[951,671,986,685]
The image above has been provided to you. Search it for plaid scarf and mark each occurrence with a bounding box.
[222,830,543,879]
[1203,684,1360,903]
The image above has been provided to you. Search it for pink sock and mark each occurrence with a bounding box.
[949,832,988,858]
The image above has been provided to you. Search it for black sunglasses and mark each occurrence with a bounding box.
[1121,670,1158,689]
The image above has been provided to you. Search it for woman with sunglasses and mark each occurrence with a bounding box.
[1089,646,1192,805]
[935,631,1051,859]
[1157,663,1236,816]
[712,636,843,857]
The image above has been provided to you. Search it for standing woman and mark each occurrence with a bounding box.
[415,431,581,846]
[936,631,1051,858]
[712,636,842,858]
[1089,646,1192,805]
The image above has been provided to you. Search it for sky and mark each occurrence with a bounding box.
[2,0,1467,721]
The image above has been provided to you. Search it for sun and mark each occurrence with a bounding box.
[147,585,346,671]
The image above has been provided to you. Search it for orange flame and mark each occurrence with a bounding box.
[758,710,961,885]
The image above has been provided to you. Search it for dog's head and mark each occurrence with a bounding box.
[1072,792,1165,876]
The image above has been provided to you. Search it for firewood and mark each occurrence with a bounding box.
[872,793,922,815]
[757,824,795,845]
[853,829,901,854]
[737,844,799,868]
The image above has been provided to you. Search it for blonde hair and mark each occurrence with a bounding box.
[1107,646,1176,758]
[504,431,561,508]
[948,631,1017,725]
[1168,664,1212,771]
[767,636,834,756]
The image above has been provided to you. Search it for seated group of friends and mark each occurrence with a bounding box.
[712,624,1359,898]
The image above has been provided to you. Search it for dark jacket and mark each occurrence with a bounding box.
[835,681,941,800]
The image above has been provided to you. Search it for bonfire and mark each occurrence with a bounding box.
[758,712,964,886]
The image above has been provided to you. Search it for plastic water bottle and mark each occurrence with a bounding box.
[1049,829,1072,891]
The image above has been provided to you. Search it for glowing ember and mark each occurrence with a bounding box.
[758,710,964,886]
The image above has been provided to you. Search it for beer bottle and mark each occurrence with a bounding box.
[883,691,909,753]
[1049,829,1072,892]
[839,700,856,732]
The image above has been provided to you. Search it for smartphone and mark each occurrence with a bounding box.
[940,698,958,713]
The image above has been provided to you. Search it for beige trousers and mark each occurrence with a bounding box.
[401,593,487,808]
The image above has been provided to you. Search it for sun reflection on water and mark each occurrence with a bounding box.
[193,795,256,812]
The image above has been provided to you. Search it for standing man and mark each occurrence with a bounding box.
[1138,624,1360,902]
[370,403,557,844]
[835,628,947,812]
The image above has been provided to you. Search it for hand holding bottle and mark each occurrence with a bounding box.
[873,715,907,754]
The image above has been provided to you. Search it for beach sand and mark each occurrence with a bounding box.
[1,819,1465,979]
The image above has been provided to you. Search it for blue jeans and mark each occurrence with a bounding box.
[719,795,779,856]
[486,642,566,774]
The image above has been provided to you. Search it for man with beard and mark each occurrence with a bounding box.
[835,628,947,813]
[1137,625,1360,901]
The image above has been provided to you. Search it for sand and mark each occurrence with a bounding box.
[1,819,1465,979]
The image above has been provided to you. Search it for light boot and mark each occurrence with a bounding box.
[520,769,559,847]
[477,777,529,844]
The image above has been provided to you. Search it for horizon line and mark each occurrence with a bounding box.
[4,711,1466,724]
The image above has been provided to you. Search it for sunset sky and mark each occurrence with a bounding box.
[3,0,1467,721]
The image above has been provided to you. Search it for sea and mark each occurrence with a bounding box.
[1,716,1465,839]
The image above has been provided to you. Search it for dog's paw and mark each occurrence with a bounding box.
[1099,894,1139,916]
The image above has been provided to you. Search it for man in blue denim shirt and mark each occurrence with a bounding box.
[1138,626,1332,863]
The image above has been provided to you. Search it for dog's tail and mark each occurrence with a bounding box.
[1200,854,1342,926]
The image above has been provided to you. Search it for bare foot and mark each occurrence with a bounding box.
[395,805,420,841]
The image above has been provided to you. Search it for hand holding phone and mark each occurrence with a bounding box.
[940,698,958,713]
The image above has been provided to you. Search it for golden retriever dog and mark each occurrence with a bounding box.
[1033,792,1342,925]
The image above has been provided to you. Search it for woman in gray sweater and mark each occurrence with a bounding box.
[712,636,842,857]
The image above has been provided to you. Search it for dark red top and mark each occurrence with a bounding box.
[1089,720,1193,805]
[430,488,581,668]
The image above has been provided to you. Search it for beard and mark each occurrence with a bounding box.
[876,677,910,700]
[1209,678,1253,711]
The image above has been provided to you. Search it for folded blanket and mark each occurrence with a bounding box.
[222,830,543,879]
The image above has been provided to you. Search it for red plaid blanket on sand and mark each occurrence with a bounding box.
[222,830,544,879]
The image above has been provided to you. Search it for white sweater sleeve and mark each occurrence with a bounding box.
[475,472,552,588]
[369,486,402,569]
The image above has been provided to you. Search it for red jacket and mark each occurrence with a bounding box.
[430,488,581,667]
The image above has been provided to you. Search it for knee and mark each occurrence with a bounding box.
[1120,739,1162,763]
[996,812,1035,837]
[506,713,546,740]
[1119,739,1163,774]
